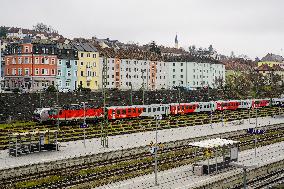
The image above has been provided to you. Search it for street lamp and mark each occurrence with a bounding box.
[130,82,133,106]
[207,85,213,129]
[81,101,87,148]
[56,84,59,131]
[141,69,145,105]
[153,114,162,186]
[230,162,258,189]
[254,105,258,158]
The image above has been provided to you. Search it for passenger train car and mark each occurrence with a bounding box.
[33,98,283,123]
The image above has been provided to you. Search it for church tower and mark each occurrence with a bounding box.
[175,34,178,49]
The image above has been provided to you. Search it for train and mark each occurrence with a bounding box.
[33,98,284,123]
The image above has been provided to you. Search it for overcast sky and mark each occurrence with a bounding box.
[1,0,284,59]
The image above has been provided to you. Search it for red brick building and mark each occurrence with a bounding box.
[4,39,57,91]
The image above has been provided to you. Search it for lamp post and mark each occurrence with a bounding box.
[208,85,213,128]
[178,80,182,114]
[154,114,162,186]
[130,83,133,106]
[254,106,258,157]
[230,162,257,189]
[82,101,87,148]
[56,84,59,131]
[142,69,145,105]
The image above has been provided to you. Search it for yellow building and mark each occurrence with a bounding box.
[258,61,284,69]
[71,42,100,90]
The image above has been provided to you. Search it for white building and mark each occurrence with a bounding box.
[99,58,169,91]
[166,62,225,89]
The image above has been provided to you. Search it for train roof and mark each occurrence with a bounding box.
[107,104,169,109]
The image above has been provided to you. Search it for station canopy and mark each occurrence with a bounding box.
[188,138,239,148]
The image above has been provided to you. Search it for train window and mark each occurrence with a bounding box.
[185,106,189,109]
[133,109,136,113]
[177,106,180,111]
[143,108,146,112]
[153,108,156,112]
[181,106,184,110]
[189,106,192,109]
[157,107,160,111]
[199,105,202,109]
[122,109,126,114]
[138,109,142,113]
[117,110,120,114]
[148,108,151,112]
[128,109,131,113]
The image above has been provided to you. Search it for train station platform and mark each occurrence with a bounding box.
[0,116,283,170]
[95,141,284,189]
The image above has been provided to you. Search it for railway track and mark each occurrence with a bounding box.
[232,168,284,189]
[2,127,284,189]
[0,106,282,150]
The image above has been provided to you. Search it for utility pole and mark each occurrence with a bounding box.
[0,40,2,93]
[83,102,86,148]
[130,83,133,105]
[56,84,59,131]
[208,86,213,128]
[101,56,108,148]
[255,106,258,157]
[178,80,181,114]
[230,163,257,189]
[142,70,145,105]
[154,115,161,186]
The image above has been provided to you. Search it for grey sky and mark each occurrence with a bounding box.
[1,0,284,59]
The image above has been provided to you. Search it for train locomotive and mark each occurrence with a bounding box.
[33,97,282,124]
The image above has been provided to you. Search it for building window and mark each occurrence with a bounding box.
[81,53,84,57]
[75,61,77,65]
[66,81,70,87]
[173,69,175,72]
[95,81,97,86]
[93,62,96,67]
[51,69,55,75]
[173,81,175,84]
[35,58,39,64]
[45,58,50,64]
[18,58,22,64]
[12,68,16,75]
[18,68,22,76]
[181,69,183,72]
[24,57,29,64]
[173,75,175,78]
[173,63,175,66]
[93,72,96,77]
[35,68,39,75]
[25,46,29,53]
[87,53,90,57]
[58,60,62,65]
[81,71,84,76]
[93,54,96,58]
[80,62,83,66]
[41,69,45,75]
[181,75,183,78]
[67,70,71,76]
[24,68,29,76]
[57,69,62,76]
[75,71,77,76]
